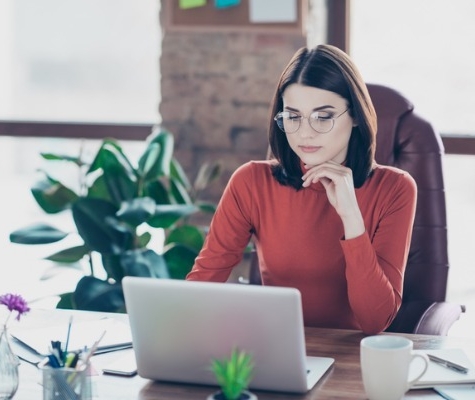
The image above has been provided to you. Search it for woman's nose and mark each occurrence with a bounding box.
[297,118,317,138]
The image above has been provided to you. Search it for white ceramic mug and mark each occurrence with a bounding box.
[360,335,429,400]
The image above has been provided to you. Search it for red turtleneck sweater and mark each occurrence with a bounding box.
[186,160,417,334]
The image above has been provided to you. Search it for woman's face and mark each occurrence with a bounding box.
[281,83,354,167]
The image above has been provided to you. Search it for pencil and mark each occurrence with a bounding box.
[80,330,106,368]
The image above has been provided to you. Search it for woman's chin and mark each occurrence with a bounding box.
[298,152,345,166]
[298,153,325,166]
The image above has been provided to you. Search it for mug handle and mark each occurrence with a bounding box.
[407,353,429,388]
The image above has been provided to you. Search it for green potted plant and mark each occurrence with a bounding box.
[208,348,256,400]
[9,128,221,312]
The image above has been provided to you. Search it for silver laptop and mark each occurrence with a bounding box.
[122,277,334,394]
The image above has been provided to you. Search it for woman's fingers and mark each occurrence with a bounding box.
[301,162,351,187]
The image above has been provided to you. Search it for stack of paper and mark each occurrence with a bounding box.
[433,384,475,400]
[9,318,132,356]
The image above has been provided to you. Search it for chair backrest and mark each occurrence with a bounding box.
[367,83,449,331]
[247,83,450,332]
[368,84,449,297]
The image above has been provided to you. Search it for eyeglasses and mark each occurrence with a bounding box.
[274,108,349,134]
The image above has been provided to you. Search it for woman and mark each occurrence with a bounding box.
[186,44,417,334]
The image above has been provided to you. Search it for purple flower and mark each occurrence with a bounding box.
[0,293,30,322]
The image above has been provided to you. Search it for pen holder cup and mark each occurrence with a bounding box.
[42,364,91,400]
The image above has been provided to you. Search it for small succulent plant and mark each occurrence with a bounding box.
[210,348,255,400]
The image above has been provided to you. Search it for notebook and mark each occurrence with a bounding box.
[122,277,334,393]
[410,349,475,389]
[10,318,132,356]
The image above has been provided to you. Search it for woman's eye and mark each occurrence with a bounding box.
[287,113,301,121]
[312,113,332,121]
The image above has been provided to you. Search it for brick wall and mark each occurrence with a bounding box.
[159,27,306,204]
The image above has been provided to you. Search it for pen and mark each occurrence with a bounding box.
[63,316,73,364]
[427,353,469,374]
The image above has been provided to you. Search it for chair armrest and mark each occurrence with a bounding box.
[414,301,466,336]
[386,301,465,335]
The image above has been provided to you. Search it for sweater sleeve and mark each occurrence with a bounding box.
[341,172,417,334]
[186,163,255,282]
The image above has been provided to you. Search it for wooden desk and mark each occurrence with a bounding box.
[12,309,475,399]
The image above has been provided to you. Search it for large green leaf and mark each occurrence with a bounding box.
[101,254,124,282]
[170,157,192,192]
[165,225,204,252]
[170,178,193,205]
[144,179,171,204]
[194,162,222,192]
[163,243,197,280]
[138,142,160,178]
[31,175,78,214]
[72,198,133,254]
[88,139,135,176]
[121,249,169,278]
[41,152,82,165]
[44,245,90,263]
[140,130,174,180]
[73,276,126,312]
[56,292,75,309]
[9,223,68,244]
[87,173,114,203]
[116,197,156,227]
[147,204,199,229]
[87,140,137,205]
[101,170,137,206]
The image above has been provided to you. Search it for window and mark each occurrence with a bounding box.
[0,0,160,124]
[350,0,475,136]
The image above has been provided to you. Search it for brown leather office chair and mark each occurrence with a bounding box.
[245,83,465,335]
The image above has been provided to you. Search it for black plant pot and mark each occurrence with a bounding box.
[207,390,257,400]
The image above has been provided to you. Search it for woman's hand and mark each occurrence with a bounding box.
[302,161,365,238]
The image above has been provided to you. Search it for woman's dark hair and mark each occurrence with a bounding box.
[268,44,377,189]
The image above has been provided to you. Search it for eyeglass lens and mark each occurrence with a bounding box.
[275,111,336,134]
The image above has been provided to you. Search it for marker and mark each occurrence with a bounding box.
[47,354,61,368]
[67,352,80,369]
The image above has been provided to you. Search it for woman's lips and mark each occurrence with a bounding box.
[299,146,322,153]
